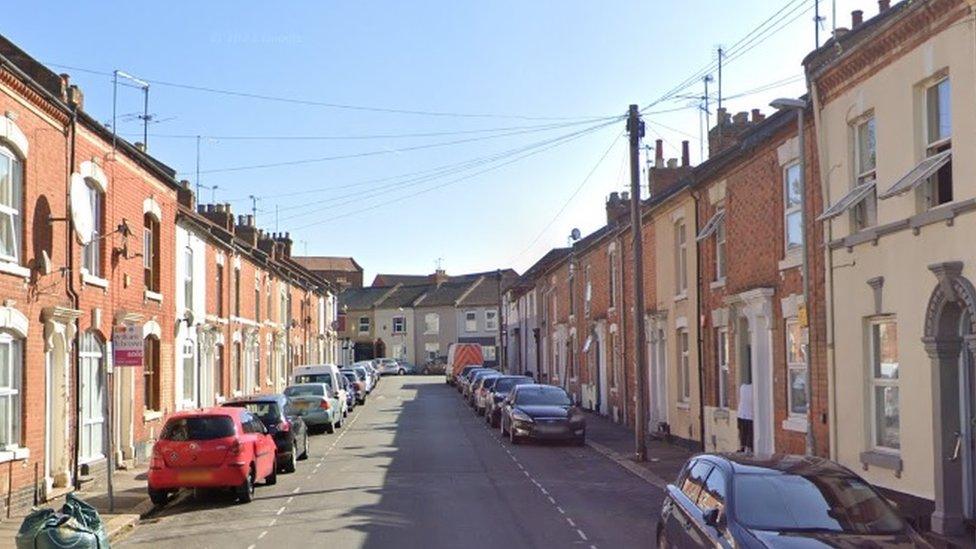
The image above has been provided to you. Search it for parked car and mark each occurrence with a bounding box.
[421,358,446,375]
[458,367,489,396]
[467,370,500,407]
[356,360,380,389]
[657,453,931,548]
[445,343,484,385]
[283,383,343,433]
[395,360,416,374]
[341,368,368,404]
[473,374,500,415]
[454,365,483,392]
[148,407,277,506]
[499,384,585,445]
[292,364,348,418]
[338,374,356,413]
[352,361,376,393]
[484,376,534,428]
[222,394,309,473]
[373,357,401,376]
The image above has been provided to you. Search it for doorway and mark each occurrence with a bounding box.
[647,320,669,433]
[44,338,70,494]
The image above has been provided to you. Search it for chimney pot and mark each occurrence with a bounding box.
[681,140,690,167]
[134,142,146,152]
[716,107,728,126]
[621,191,629,201]
[878,0,890,12]
[833,27,849,39]
[852,10,863,27]
[751,108,761,121]
[655,139,664,167]
[609,191,619,202]
[246,214,254,226]
[197,204,205,214]
[667,158,677,169]
[732,112,748,126]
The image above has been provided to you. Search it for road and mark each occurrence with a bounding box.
[119,376,664,549]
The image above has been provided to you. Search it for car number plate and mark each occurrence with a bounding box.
[177,470,213,483]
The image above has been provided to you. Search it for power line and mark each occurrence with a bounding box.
[284,119,620,231]
[46,61,614,122]
[190,114,625,175]
[276,118,621,223]
[509,131,623,265]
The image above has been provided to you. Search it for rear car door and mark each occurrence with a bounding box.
[695,466,732,548]
[248,415,276,478]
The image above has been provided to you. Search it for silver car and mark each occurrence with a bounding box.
[373,357,403,376]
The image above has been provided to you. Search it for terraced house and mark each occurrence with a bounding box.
[0,36,337,516]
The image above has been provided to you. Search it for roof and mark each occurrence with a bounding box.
[371,268,518,288]
[458,276,506,306]
[376,284,429,309]
[339,286,394,310]
[415,280,475,307]
[703,453,854,477]
[802,0,913,76]
[293,256,362,273]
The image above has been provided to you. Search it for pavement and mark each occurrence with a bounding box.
[115,376,669,548]
[582,410,692,489]
[0,466,154,544]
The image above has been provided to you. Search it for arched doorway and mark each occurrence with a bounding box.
[923,262,976,535]
[374,338,386,359]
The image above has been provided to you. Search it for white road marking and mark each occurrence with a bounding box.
[258,531,267,539]
[566,517,576,527]
[246,545,255,549]
[577,529,588,541]
[276,506,286,516]
[286,496,294,504]
[269,518,277,527]
[292,487,301,494]
[557,507,565,514]
[547,496,556,505]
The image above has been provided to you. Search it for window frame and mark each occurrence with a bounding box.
[675,221,688,295]
[392,316,406,334]
[215,264,224,317]
[678,328,690,403]
[424,313,439,335]
[783,162,803,254]
[869,317,900,452]
[714,217,726,281]
[608,250,618,308]
[851,116,879,230]
[922,76,953,209]
[465,311,478,332]
[183,246,194,311]
[80,331,106,461]
[82,180,104,278]
[716,327,729,409]
[358,316,370,334]
[0,145,23,265]
[0,333,23,450]
[143,335,161,412]
[233,267,241,317]
[485,310,498,331]
[785,318,807,417]
[181,339,195,406]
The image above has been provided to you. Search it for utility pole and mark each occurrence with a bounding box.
[814,0,821,48]
[496,269,505,372]
[716,48,724,148]
[196,135,201,192]
[628,105,649,462]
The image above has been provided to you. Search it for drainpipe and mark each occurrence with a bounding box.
[67,103,82,490]
[692,189,707,452]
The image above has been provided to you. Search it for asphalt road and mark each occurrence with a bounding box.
[119,376,664,549]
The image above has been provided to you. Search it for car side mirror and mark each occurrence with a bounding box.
[702,508,724,529]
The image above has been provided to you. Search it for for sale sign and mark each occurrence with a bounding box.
[113,323,143,367]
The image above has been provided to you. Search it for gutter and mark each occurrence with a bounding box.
[692,189,707,451]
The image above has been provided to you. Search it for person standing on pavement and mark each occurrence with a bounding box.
[737,379,754,453]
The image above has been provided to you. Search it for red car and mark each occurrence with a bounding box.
[148,407,278,505]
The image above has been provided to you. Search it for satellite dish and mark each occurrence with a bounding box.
[69,174,93,245]
[570,228,581,241]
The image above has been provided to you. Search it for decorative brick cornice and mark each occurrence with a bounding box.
[814,0,970,104]
[0,67,69,125]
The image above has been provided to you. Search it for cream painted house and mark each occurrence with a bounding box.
[806,0,976,534]
[647,184,702,445]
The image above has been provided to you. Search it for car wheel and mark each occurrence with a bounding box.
[266,464,277,486]
[398,369,405,375]
[500,417,507,436]
[283,445,297,473]
[325,422,336,434]
[657,527,667,549]
[298,435,309,460]
[148,488,168,506]
[237,467,255,503]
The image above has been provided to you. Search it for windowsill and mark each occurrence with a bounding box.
[144,290,163,303]
[0,446,30,463]
[860,449,903,477]
[709,278,726,290]
[676,401,691,410]
[0,260,29,279]
[778,251,802,271]
[143,410,163,422]
[829,198,976,251]
[673,292,688,303]
[781,416,808,433]
[82,272,109,289]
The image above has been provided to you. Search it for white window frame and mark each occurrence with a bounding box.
[869,317,900,452]
[678,328,690,403]
[715,217,726,282]
[358,316,370,334]
[465,311,478,332]
[424,313,439,335]
[82,181,103,278]
[183,246,194,311]
[424,342,440,362]
[851,116,878,231]
[785,318,807,417]
[79,331,105,462]
[608,251,618,308]
[584,265,592,316]
[0,333,22,450]
[716,327,729,408]
[483,345,496,361]
[485,310,498,331]
[0,145,23,265]
[675,221,687,296]
[392,316,406,334]
[181,339,196,406]
[783,162,802,254]
[922,76,952,209]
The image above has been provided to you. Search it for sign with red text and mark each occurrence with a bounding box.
[113,324,143,367]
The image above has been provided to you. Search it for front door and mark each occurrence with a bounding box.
[962,333,976,522]
[648,326,669,432]
[44,340,70,494]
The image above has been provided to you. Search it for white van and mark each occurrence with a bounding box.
[291,364,349,418]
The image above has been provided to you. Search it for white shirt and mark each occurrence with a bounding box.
[737,383,754,420]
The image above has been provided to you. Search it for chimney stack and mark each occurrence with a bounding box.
[851,10,863,27]
[878,0,890,13]
[655,139,664,167]
[134,142,146,152]
[177,179,195,209]
[605,192,630,226]
[681,140,690,167]
[732,112,749,126]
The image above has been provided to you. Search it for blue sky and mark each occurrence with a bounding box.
[7,0,870,280]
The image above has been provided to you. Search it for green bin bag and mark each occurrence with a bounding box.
[15,493,110,549]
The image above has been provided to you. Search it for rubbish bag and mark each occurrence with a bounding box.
[15,493,110,549]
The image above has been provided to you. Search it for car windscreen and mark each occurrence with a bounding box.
[294,374,333,387]
[161,416,236,441]
[493,377,532,393]
[515,387,571,406]
[224,402,281,423]
[733,473,907,535]
[284,385,326,397]
[482,377,500,390]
